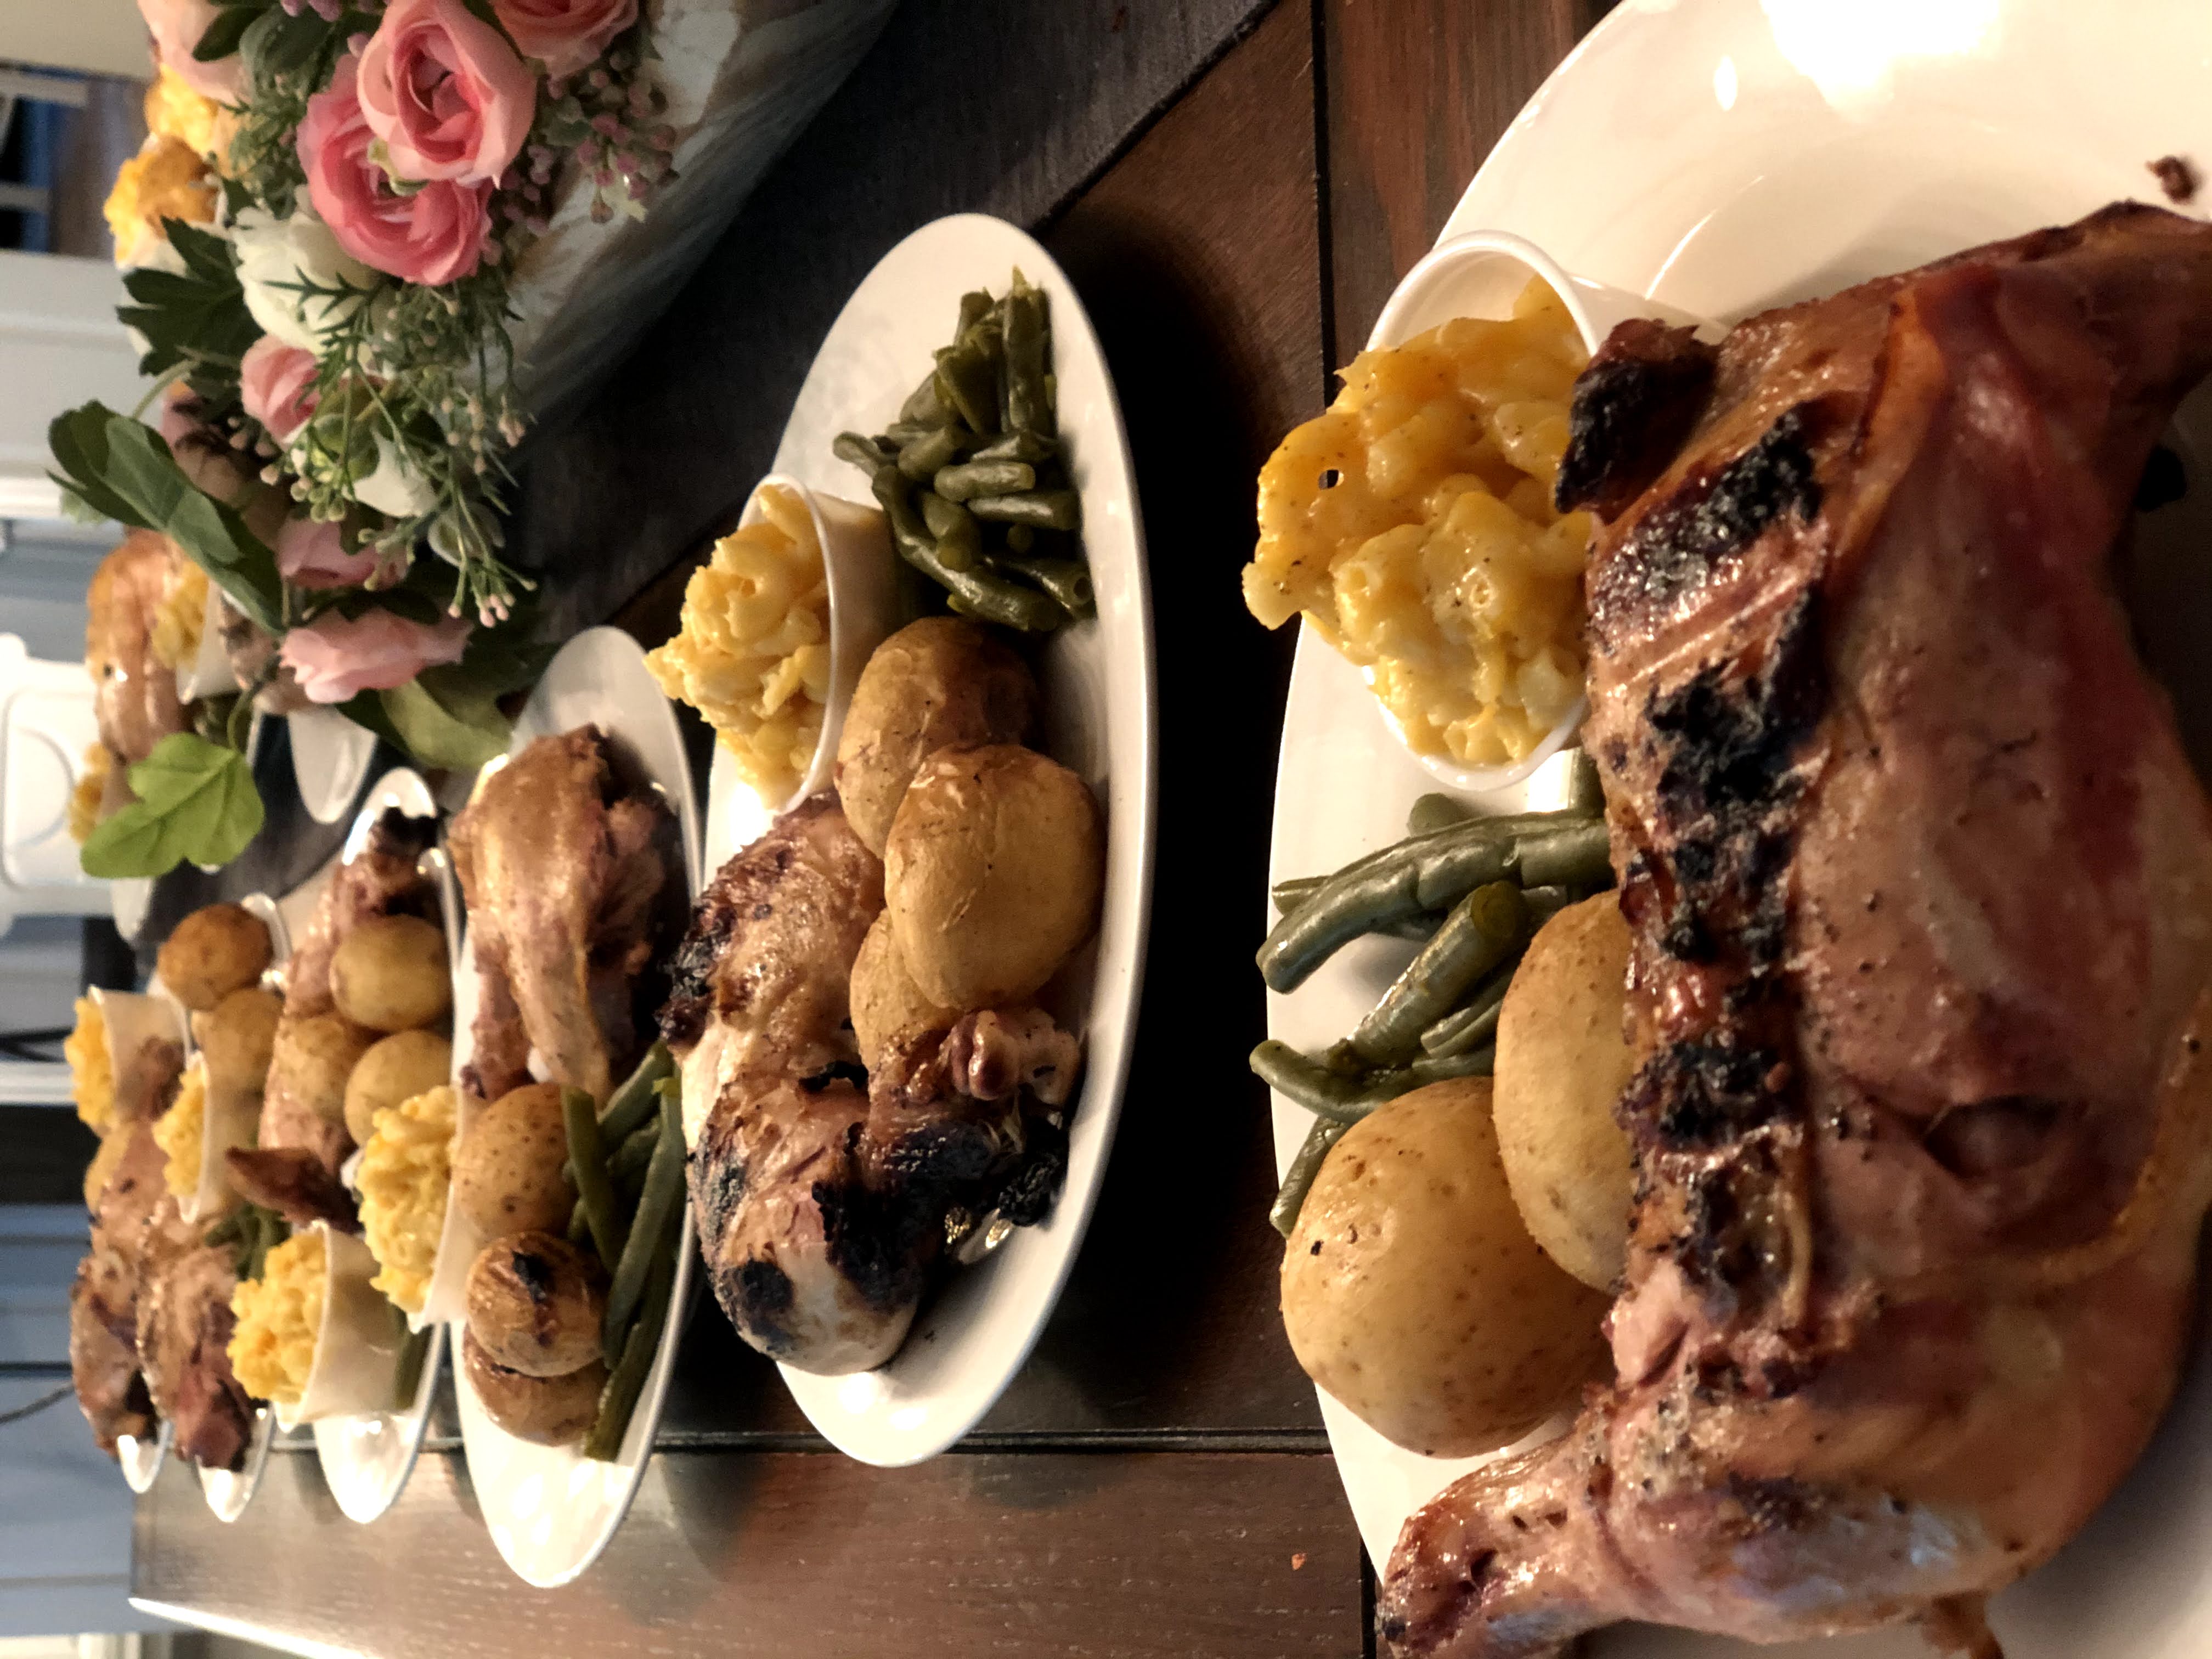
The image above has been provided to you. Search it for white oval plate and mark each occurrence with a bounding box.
[1264,3,2212,1653]
[450,625,703,1587]
[306,768,456,1522]
[117,1420,173,1493]
[289,705,380,827]
[196,1406,276,1522]
[703,213,1155,1466]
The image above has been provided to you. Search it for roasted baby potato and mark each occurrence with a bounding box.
[342,1028,453,1147]
[465,1232,606,1378]
[884,743,1103,1009]
[1493,896,1638,1292]
[461,1327,605,1445]
[156,903,272,1011]
[268,1013,375,1128]
[834,616,1037,855]
[1282,1076,1611,1458]
[193,986,282,1098]
[330,914,451,1033]
[849,911,955,1073]
[452,1082,574,1237]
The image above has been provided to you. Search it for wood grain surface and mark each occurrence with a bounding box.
[136,1448,1363,1658]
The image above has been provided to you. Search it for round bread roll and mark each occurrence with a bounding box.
[1493,896,1638,1292]
[465,1232,605,1378]
[884,743,1102,1010]
[1282,1076,1611,1459]
[342,1029,454,1147]
[193,986,282,1097]
[461,1328,605,1445]
[834,617,1038,855]
[268,1013,375,1128]
[330,914,452,1033]
[848,911,956,1074]
[156,904,272,1011]
[451,1082,575,1237]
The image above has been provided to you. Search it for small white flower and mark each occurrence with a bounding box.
[354,435,436,518]
[232,209,378,354]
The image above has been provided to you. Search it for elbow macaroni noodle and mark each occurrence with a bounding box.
[1243,279,1594,768]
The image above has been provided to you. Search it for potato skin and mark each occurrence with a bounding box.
[342,1029,453,1146]
[157,904,272,1011]
[1282,1077,1611,1459]
[884,743,1103,1010]
[848,911,955,1074]
[330,914,452,1033]
[461,1328,604,1444]
[193,986,282,1098]
[834,617,1037,856]
[452,1082,574,1237]
[465,1232,605,1378]
[268,1014,375,1127]
[1493,896,1638,1292]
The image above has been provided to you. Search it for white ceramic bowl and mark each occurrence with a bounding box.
[701,474,895,869]
[1363,229,1713,797]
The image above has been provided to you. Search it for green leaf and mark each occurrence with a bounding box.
[371,669,514,771]
[194,3,258,63]
[120,234,257,379]
[47,405,137,525]
[79,735,264,878]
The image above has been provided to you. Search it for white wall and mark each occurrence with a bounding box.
[0,251,146,523]
[0,4,152,83]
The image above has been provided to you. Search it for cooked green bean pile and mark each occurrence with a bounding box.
[205,1201,285,1284]
[835,270,1092,631]
[560,1041,687,1462]
[1256,770,1612,1235]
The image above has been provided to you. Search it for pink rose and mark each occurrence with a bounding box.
[492,0,638,80]
[239,336,320,445]
[137,0,246,104]
[301,55,493,286]
[280,608,472,703]
[275,518,382,591]
[358,0,534,185]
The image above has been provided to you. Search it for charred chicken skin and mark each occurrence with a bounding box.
[1380,204,2212,1657]
[450,727,671,1105]
[664,796,1079,1374]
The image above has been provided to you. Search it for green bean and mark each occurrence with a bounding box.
[969,490,1080,531]
[867,464,1060,630]
[898,425,969,483]
[972,430,1056,466]
[204,1209,244,1248]
[567,1196,591,1247]
[1407,792,1472,837]
[608,1120,659,1188]
[1249,1039,1495,1123]
[899,372,951,427]
[933,342,999,435]
[600,1042,675,1146]
[994,553,1093,619]
[1522,884,1577,928]
[563,1084,627,1270]
[834,432,895,475]
[1347,882,1526,1065]
[957,289,995,335]
[1257,814,1610,994]
[584,1223,678,1463]
[920,490,983,572]
[1269,1117,1348,1238]
[1419,962,1515,1058]
[1003,523,1036,554]
[1566,748,1605,817]
[1002,277,1051,436]
[603,1088,686,1363]
[934,459,1035,502]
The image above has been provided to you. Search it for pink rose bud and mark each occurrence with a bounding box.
[356,0,535,186]
[280,608,473,703]
[301,53,495,286]
[490,0,637,82]
[136,0,247,103]
[274,517,383,591]
[238,335,322,445]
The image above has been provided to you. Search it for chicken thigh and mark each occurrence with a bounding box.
[1380,204,2212,1657]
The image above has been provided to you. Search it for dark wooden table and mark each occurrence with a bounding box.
[132,2,1612,1654]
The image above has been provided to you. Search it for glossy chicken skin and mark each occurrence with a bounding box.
[450,727,670,1105]
[86,531,188,770]
[1380,205,2212,1657]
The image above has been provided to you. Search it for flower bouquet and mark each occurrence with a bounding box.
[60,0,893,882]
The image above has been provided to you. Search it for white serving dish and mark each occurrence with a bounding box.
[116,1420,173,1494]
[177,892,286,1227]
[289,704,380,827]
[1266,4,2212,1655]
[702,213,1156,1466]
[196,1407,276,1523]
[450,625,703,1587]
[701,475,896,868]
[306,766,457,1522]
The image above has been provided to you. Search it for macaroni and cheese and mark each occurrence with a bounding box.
[645,483,831,805]
[66,997,114,1132]
[155,1058,207,1200]
[229,1233,325,1407]
[357,1084,457,1316]
[1244,280,1594,768]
